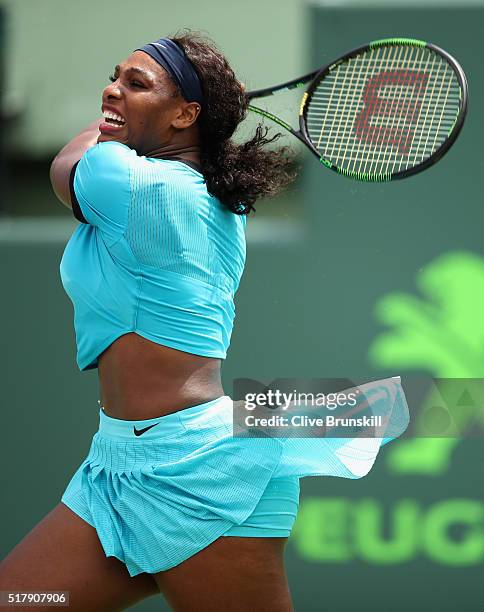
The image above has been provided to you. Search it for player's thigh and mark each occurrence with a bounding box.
[0,502,159,612]
[153,536,293,612]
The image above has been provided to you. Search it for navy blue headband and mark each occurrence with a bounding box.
[135,37,204,107]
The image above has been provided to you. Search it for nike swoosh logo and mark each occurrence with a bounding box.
[133,422,160,436]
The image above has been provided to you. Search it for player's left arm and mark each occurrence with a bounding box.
[49,119,103,209]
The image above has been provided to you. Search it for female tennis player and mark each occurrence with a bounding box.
[0,32,407,611]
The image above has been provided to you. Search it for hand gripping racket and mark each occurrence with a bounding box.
[246,38,468,182]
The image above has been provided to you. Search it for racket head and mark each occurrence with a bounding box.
[299,38,468,182]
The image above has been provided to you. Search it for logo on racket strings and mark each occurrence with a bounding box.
[354,70,429,155]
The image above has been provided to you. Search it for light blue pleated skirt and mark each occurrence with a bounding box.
[61,378,408,577]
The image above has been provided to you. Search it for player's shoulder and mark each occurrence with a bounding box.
[80,141,138,170]
[74,142,137,207]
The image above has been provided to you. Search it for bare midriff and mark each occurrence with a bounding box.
[97,332,225,421]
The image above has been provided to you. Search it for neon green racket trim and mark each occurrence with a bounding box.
[369,38,427,48]
[336,166,392,182]
[320,157,392,182]
[247,105,293,133]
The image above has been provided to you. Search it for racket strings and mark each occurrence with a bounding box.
[305,44,462,178]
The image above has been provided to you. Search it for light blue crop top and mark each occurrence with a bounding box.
[59,141,247,371]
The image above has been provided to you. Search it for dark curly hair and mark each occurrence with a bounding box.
[169,32,297,215]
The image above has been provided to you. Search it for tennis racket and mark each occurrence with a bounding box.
[246,37,468,182]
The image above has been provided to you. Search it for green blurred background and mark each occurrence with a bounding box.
[1,1,484,610]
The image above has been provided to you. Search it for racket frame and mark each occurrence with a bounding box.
[247,38,468,182]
